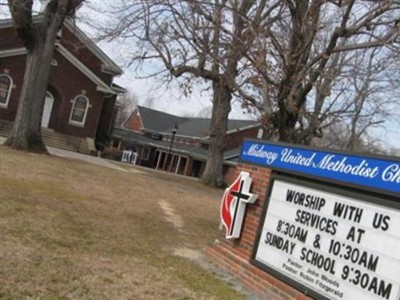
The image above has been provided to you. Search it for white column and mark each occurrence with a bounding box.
[121,150,128,162]
[175,155,182,174]
[132,153,137,165]
[156,151,162,170]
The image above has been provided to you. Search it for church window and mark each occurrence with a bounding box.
[0,74,12,108]
[69,95,89,126]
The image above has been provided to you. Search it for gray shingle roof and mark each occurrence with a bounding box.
[171,119,210,137]
[137,106,188,133]
[137,106,258,138]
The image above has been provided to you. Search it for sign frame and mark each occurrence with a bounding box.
[239,139,400,199]
[251,173,400,300]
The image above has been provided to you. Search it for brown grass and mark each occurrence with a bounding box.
[0,146,245,300]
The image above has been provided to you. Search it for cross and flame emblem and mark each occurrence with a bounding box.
[220,172,258,239]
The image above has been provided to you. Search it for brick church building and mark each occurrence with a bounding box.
[0,18,125,153]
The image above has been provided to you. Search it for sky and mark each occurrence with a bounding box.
[79,4,399,154]
[0,1,398,153]
[94,41,253,122]
[76,1,255,121]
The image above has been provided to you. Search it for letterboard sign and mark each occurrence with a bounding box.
[239,140,400,197]
[252,177,400,300]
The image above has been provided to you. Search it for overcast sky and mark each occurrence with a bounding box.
[77,1,256,121]
[75,3,399,153]
[0,1,398,153]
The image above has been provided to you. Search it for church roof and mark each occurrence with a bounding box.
[135,105,259,139]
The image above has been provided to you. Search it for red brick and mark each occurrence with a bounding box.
[208,163,308,300]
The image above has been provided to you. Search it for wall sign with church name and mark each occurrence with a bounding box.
[240,140,399,197]
[239,141,400,300]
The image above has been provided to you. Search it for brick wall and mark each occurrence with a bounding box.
[0,51,104,138]
[207,163,312,300]
[50,51,105,138]
[123,110,143,131]
[61,27,113,85]
[0,26,116,139]
[0,27,24,50]
[97,95,117,136]
[224,127,259,150]
[223,165,238,186]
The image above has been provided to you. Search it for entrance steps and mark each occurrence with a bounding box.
[0,120,93,155]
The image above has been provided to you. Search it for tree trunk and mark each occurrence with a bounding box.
[201,82,232,187]
[278,107,297,143]
[5,16,63,153]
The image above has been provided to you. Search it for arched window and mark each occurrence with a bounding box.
[41,91,55,128]
[69,95,89,126]
[0,74,12,108]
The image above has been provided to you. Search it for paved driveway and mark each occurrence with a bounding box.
[47,147,127,172]
[1,137,126,172]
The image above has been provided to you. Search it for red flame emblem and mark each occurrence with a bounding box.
[220,172,258,239]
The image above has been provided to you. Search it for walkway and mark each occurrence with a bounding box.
[0,137,126,172]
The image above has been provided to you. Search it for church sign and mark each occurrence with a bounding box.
[238,141,400,300]
[240,140,399,197]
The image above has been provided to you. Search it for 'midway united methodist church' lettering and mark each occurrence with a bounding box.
[241,141,400,196]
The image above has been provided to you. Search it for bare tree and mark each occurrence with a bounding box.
[115,92,137,127]
[139,95,156,109]
[4,0,84,153]
[302,45,400,152]
[344,49,397,151]
[240,0,400,144]
[97,0,263,187]
[311,120,390,155]
[93,0,399,185]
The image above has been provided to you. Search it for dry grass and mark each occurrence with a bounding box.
[0,146,244,300]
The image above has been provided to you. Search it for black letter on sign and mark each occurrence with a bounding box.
[373,213,390,231]
[346,226,366,244]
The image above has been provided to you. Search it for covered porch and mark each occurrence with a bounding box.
[155,150,192,176]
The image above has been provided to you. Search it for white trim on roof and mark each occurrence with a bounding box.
[56,44,116,95]
[224,153,240,160]
[0,19,13,29]
[135,107,146,129]
[225,122,261,135]
[0,18,123,76]
[111,84,127,94]
[64,20,123,75]
[0,48,27,57]
[0,46,116,95]
[197,122,260,141]
[224,160,238,167]
[163,132,202,141]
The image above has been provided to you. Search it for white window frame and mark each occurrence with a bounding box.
[69,95,89,126]
[142,147,150,161]
[257,128,264,139]
[0,74,13,108]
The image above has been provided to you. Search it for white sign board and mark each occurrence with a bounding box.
[253,179,400,300]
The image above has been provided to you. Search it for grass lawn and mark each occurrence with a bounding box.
[0,146,245,300]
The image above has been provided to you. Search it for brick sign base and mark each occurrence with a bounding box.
[207,163,311,300]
